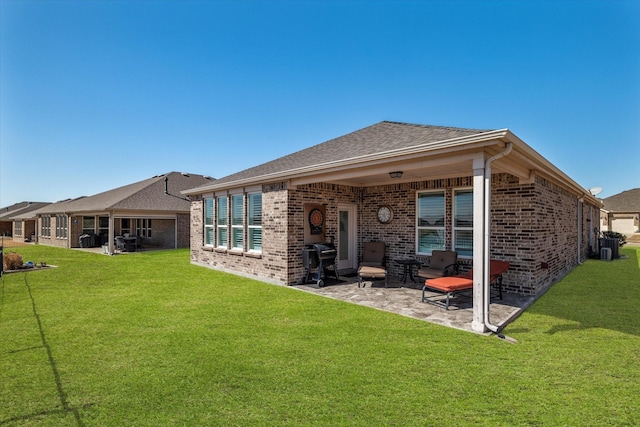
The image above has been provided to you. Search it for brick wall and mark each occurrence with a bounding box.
[189,173,600,294]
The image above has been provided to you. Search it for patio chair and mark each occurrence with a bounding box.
[417,250,459,280]
[357,241,387,287]
[421,259,510,310]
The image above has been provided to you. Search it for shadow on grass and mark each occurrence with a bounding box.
[525,246,640,337]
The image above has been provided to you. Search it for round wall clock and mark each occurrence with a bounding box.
[377,205,393,224]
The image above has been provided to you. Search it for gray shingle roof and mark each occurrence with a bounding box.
[210,121,492,186]
[0,202,51,220]
[35,172,215,214]
[602,188,640,212]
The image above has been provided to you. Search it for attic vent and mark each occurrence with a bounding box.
[181,173,190,177]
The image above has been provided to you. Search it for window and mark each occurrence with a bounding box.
[82,216,95,234]
[204,197,214,246]
[41,216,51,237]
[120,218,131,236]
[247,192,262,252]
[98,216,109,237]
[416,191,445,254]
[56,215,68,238]
[453,189,473,257]
[231,194,244,250]
[15,221,22,235]
[216,196,228,248]
[136,219,152,238]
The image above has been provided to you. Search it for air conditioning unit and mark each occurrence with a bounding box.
[600,247,612,261]
[599,238,619,259]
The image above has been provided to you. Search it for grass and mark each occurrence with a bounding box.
[1,245,639,426]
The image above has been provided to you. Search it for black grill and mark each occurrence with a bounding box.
[302,241,339,287]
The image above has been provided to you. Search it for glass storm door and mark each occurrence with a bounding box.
[337,204,357,271]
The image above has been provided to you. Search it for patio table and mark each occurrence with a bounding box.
[394,259,421,284]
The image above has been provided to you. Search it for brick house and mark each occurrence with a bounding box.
[1,201,50,240]
[600,188,640,243]
[184,121,602,333]
[24,172,214,253]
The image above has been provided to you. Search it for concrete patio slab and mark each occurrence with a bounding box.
[293,274,536,335]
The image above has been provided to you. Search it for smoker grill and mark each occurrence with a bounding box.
[302,241,339,287]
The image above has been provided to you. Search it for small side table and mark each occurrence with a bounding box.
[394,259,422,284]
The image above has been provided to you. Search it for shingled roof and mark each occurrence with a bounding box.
[0,202,51,220]
[35,172,214,214]
[602,188,640,212]
[209,121,492,186]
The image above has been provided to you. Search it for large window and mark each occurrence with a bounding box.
[416,191,445,254]
[216,196,228,248]
[208,193,262,253]
[247,192,262,252]
[82,216,95,234]
[204,197,214,246]
[453,189,473,257]
[231,194,244,250]
[41,216,51,237]
[136,219,152,238]
[56,215,68,238]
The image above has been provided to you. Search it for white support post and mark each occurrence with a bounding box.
[108,214,115,255]
[472,156,487,333]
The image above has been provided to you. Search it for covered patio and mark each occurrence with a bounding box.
[294,274,536,334]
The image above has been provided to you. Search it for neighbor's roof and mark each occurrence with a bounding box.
[33,172,215,215]
[184,121,492,193]
[0,202,51,220]
[601,188,640,212]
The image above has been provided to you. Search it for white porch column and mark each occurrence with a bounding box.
[472,155,487,333]
[108,213,115,255]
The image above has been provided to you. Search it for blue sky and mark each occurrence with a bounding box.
[1,0,638,207]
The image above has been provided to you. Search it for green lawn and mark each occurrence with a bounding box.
[1,245,639,426]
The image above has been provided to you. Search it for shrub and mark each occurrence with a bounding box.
[3,252,23,270]
[602,231,627,246]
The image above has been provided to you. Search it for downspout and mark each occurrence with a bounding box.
[577,197,584,265]
[483,142,513,333]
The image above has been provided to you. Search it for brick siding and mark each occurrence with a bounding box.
[190,173,600,295]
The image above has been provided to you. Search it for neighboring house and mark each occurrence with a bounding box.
[600,188,640,241]
[26,172,214,253]
[183,121,602,333]
[0,201,51,240]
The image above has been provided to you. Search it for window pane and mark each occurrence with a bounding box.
[454,190,473,227]
[454,230,473,257]
[248,193,262,226]
[204,198,214,226]
[232,228,243,249]
[418,229,445,253]
[217,227,227,247]
[248,228,262,251]
[217,197,228,225]
[418,192,445,226]
[231,195,243,225]
[205,227,214,245]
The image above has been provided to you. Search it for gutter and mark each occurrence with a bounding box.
[483,142,513,333]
